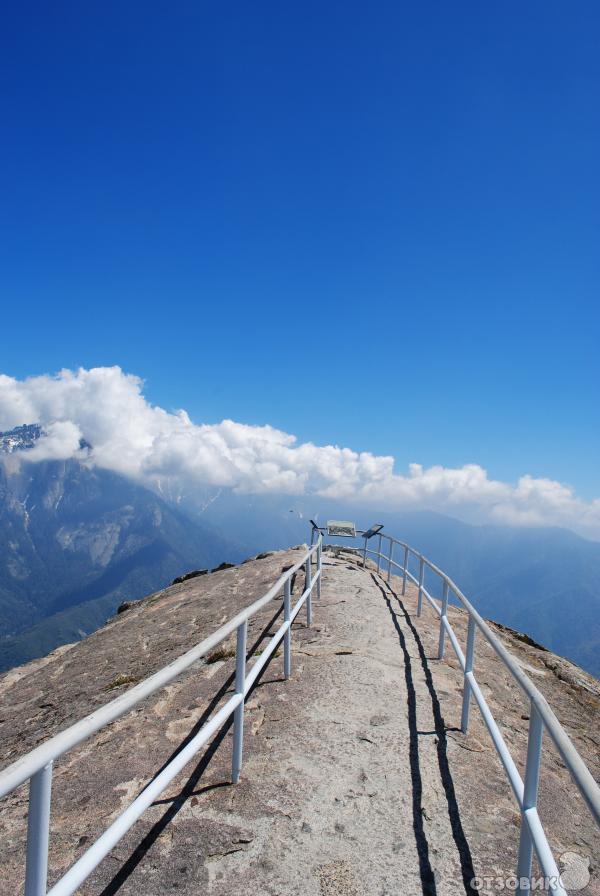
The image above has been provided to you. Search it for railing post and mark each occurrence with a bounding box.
[387,540,394,583]
[317,541,322,598]
[376,533,382,574]
[283,578,292,679]
[231,621,247,784]
[516,703,544,894]
[305,555,313,626]
[402,545,408,595]
[362,535,367,568]
[461,616,476,733]
[417,557,424,616]
[438,580,449,659]
[24,761,53,896]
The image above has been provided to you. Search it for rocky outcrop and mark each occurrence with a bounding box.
[171,569,209,586]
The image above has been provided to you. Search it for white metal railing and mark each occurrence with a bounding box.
[0,539,322,896]
[361,531,600,896]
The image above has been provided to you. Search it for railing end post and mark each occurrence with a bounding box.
[437,580,449,660]
[231,621,248,784]
[283,579,292,680]
[317,541,322,599]
[417,557,424,617]
[305,556,313,626]
[461,616,477,733]
[24,761,53,896]
[516,703,544,893]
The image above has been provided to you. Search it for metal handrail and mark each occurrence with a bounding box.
[361,532,600,896]
[0,539,323,896]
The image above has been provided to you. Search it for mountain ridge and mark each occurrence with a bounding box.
[0,425,244,671]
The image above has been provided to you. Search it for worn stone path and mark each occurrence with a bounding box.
[0,547,598,895]
[203,552,481,896]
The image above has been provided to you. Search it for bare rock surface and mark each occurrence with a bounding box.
[0,548,598,895]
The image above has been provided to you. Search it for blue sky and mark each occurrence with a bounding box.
[1,2,599,497]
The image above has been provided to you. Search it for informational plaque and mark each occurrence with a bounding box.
[326,520,356,537]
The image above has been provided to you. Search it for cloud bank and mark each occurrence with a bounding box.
[1,366,599,538]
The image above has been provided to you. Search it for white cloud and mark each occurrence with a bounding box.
[1,366,599,538]
[25,420,84,463]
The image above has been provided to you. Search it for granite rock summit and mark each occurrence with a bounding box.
[0,548,597,894]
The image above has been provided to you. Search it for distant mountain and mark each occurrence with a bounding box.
[375,510,600,680]
[0,423,43,453]
[0,425,243,671]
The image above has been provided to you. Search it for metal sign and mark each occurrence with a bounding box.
[363,523,384,540]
